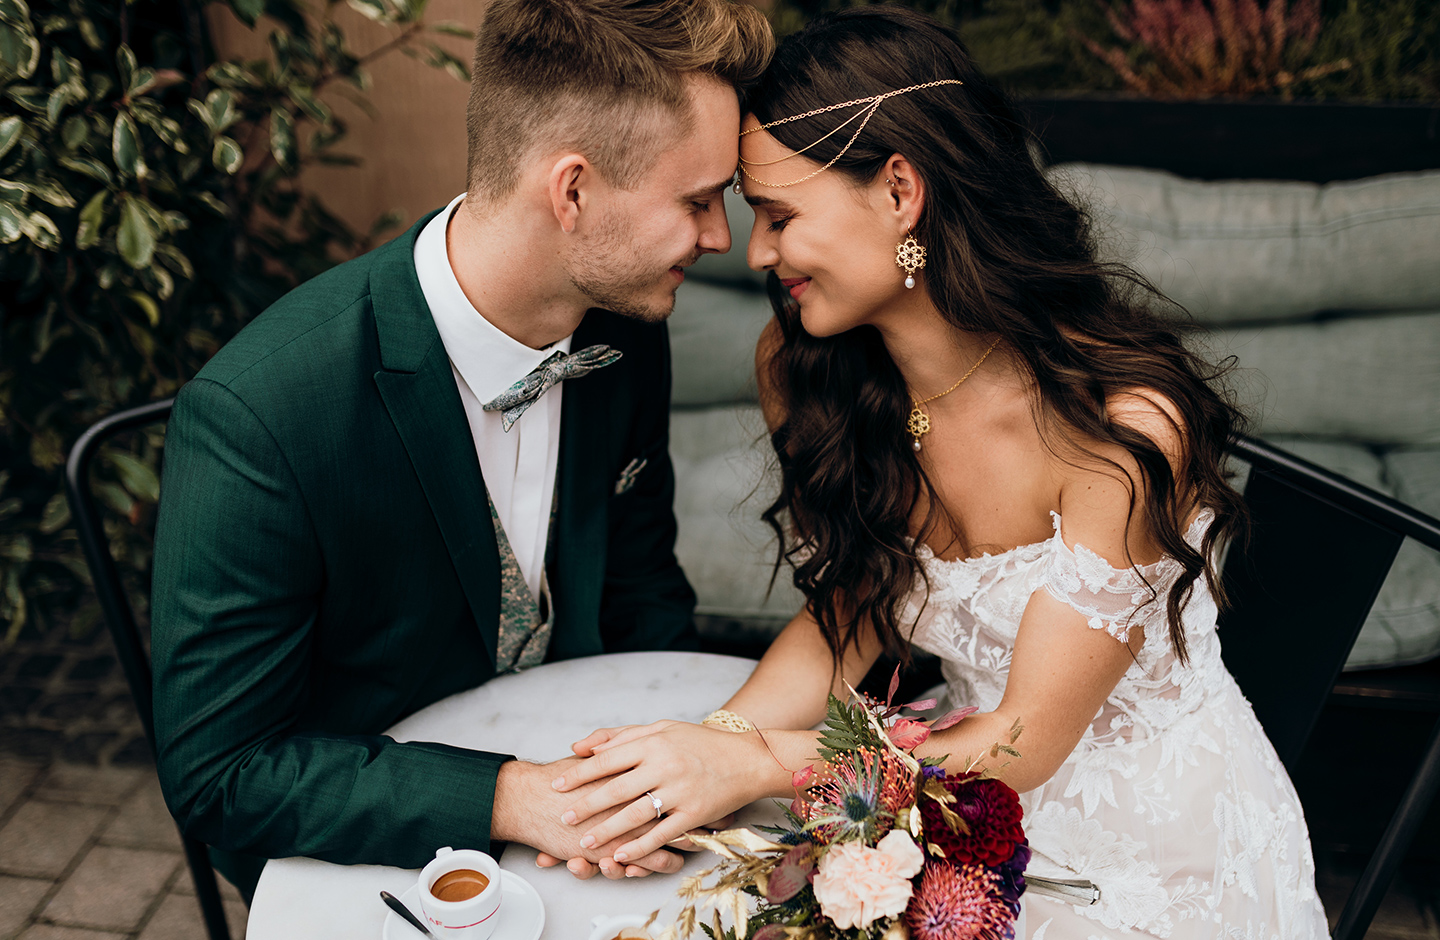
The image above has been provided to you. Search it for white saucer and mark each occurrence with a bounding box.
[382,872,544,940]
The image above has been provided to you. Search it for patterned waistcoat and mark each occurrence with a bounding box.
[486,489,557,673]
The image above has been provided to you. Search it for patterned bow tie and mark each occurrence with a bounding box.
[481,344,623,431]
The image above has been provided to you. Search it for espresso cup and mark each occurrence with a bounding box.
[418,847,503,940]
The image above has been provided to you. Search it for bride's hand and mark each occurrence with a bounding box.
[570,720,681,757]
[552,722,771,865]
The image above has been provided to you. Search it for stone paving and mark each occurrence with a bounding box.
[0,759,245,940]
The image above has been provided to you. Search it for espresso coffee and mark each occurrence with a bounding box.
[430,868,490,902]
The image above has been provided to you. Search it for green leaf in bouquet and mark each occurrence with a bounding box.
[112,112,146,179]
[0,115,23,160]
[815,694,885,760]
[116,195,156,268]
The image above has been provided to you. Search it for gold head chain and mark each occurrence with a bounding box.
[907,337,1002,453]
[735,80,965,191]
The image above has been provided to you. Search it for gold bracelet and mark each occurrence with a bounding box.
[702,709,757,733]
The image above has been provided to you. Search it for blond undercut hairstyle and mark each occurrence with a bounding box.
[465,0,773,203]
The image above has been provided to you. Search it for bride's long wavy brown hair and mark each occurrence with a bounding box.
[755,6,1248,667]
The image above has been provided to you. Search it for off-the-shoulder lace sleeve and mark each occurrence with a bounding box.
[1036,512,1187,643]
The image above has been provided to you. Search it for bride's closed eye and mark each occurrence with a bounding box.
[766,214,794,233]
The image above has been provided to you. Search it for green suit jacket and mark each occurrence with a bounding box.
[150,213,698,875]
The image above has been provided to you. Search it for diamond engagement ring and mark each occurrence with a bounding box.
[645,791,664,819]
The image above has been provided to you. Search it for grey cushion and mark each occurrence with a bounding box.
[1197,311,1440,447]
[670,405,804,619]
[1050,164,1440,324]
[670,416,1440,669]
[669,280,771,407]
[1259,438,1440,670]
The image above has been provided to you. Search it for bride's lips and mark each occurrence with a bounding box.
[779,276,810,299]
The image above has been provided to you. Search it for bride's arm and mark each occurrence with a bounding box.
[555,397,1186,862]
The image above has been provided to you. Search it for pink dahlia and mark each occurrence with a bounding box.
[905,862,1015,940]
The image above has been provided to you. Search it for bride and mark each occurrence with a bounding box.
[550,7,1328,936]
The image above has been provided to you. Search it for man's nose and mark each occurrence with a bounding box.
[697,203,732,255]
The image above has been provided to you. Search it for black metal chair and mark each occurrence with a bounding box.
[1219,434,1440,940]
[63,398,233,940]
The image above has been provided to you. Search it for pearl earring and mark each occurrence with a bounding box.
[895,227,926,289]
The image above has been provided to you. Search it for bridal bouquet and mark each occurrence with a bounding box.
[657,671,1029,940]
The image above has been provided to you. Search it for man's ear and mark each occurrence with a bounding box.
[547,154,592,234]
[881,154,925,234]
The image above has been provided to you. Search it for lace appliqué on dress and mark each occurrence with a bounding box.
[1037,511,1195,645]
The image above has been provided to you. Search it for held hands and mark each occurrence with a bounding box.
[493,757,686,881]
[549,720,772,867]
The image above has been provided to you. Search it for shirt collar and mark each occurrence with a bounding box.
[414,193,573,405]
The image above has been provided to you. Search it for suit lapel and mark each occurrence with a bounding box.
[549,312,615,660]
[370,214,500,667]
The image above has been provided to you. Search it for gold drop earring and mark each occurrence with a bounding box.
[895,226,926,289]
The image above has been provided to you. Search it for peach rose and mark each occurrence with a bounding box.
[812,830,925,930]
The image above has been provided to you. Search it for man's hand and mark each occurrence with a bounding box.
[490,757,682,880]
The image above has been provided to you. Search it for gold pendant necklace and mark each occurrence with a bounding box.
[908,337,1002,453]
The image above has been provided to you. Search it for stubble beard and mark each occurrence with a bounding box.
[566,214,689,324]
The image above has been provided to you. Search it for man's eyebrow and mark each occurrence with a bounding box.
[681,178,736,201]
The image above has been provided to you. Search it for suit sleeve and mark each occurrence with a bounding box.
[150,378,511,868]
[597,325,699,653]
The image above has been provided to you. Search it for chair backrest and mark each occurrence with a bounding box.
[1218,434,1440,771]
[63,398,175,751]
[64,399,233,940]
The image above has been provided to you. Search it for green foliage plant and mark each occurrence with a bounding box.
[0,0,470,644]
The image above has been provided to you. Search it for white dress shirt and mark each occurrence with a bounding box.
[413,193,569,601]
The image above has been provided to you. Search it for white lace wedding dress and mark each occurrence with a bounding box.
[905,510,1329,939]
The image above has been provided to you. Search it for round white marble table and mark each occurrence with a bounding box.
[247,651,776,940]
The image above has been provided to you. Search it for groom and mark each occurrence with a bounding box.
[149,0,772,899]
